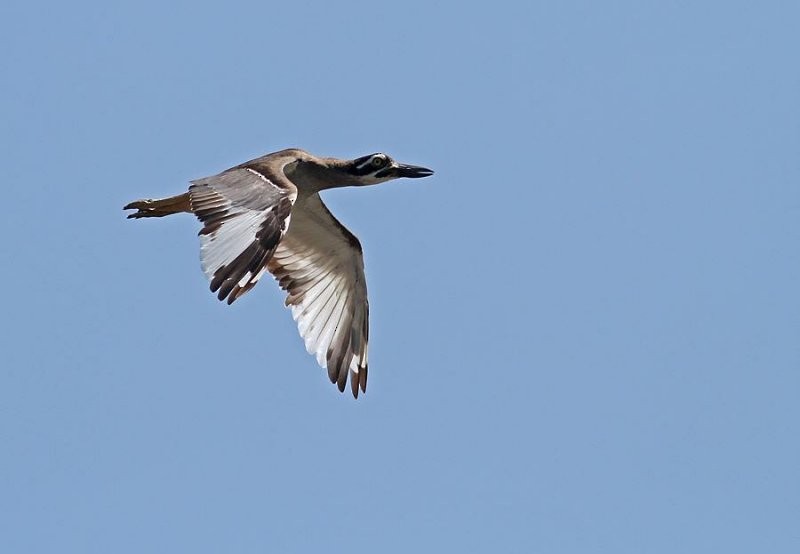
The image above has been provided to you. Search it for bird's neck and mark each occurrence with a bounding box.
[286,160,361,194]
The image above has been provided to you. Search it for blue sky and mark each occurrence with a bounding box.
[1,1,798,552]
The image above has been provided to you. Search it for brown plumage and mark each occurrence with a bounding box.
[124,148,433,397]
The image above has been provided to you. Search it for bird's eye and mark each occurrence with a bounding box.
[371,156,385,168]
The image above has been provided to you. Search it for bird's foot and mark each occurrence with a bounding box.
[124,199,158,219]
[123,193,191,219]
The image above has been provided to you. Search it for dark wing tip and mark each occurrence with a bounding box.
[349,366,367,398]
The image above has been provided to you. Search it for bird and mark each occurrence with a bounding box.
[124,148,434,397]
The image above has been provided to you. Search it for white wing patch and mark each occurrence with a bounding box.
[189,167,296,304]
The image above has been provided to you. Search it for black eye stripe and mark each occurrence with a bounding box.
[354,157,373,170]
[352,153,389,175]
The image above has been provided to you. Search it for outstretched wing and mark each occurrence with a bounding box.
[268,194,369,397]
[189,167,297,304]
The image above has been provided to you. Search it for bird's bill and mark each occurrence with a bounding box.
[394,164,434,178]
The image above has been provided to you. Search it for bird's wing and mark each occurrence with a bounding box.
[268,193,369,397]
[189,166,297,304]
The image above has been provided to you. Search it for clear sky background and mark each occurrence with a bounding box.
[1,1,798,552]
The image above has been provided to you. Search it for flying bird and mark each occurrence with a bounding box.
[124,148,434,397]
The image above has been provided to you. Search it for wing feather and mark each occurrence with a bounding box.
[267,193,369,397]
[189,167,297,304]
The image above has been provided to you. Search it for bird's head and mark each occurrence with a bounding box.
[346,153,434,185]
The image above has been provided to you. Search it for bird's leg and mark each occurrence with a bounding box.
[124,193,191,219]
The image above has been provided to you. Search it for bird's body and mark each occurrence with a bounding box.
[124,148,433,397]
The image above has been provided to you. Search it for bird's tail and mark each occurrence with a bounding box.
[124,193,191,219]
